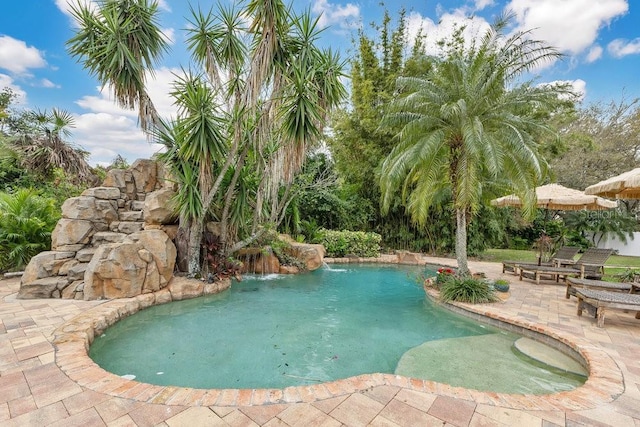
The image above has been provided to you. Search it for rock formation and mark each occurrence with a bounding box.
[18,160,178,300]
[18,159,327,299]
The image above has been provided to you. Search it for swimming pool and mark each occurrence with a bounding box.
[89,264,585,393]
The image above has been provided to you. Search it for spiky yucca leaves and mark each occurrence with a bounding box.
[66,0,168,133]
[380,14,568,275]
[0,189,58,272]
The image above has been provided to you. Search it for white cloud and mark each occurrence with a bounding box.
[474,0,495,10]
[71,112,164,166]
[71,67,182,165]
[0,36,47,74]
[312,0,360,33]
[506,0,628,55]
[607,38,640,58]
[541,79,587,102]
[162,27,176,45]
[55,0,97,18]
[157,0,171,12]
[585,45,603,63]
[405,11,491,56]
[0,74,27,105]
[40,78,60,89]
[76,67,180,120]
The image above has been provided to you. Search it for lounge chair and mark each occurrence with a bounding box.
[502,246,580,274]
[565,277,633,299]
[518,248,615,285]
[576,287,640,327]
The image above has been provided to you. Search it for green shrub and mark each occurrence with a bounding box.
[319,229,381,257]
[440,277,499,304]
[0,188,59,272]
[434,267,456,288]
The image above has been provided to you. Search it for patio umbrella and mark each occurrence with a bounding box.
[491,183,618,211]
[491,183,617,263]
[585,168,640,199]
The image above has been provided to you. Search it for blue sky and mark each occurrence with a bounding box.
[0,0,638,166]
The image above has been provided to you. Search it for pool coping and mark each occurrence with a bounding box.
[52,265,625,411]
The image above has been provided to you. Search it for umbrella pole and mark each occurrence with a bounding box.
[538,208,551,266]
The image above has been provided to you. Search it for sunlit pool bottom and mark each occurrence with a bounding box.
[89,264,586,394]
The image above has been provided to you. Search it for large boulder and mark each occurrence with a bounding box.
[237,247,281,274]
[83,229,176,300]
[20,251,76,284]
[287,243,325,271]
[61,196,118,222]
[83,243,148,299]
[51,219,95,249]
[131,159,159,193]
[127,229,176,286]
[144,188,177,225]
[17,277,70,299]
[81,187,121,200]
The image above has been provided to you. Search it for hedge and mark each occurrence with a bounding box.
[319,229,381,257]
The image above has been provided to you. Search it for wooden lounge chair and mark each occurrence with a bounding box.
[576,287,640,327]
[502,246,580,274]
[518,248,615,285]
[565,277,633,299]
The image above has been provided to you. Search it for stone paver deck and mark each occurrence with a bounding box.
[1,256,639,426]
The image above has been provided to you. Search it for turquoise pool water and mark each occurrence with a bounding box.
[89,264,586,393]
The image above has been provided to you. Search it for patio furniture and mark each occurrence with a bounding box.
[518,248,615,285]
[502,246,580,274]
[565,277,634,299]
[576,288,640,327]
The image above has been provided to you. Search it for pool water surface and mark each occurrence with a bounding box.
[89,264,585,393]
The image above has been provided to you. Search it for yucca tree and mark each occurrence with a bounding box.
[69,0,346,276]
[66,0,168,133]
[177,2,346,270]
[380,16,569,275]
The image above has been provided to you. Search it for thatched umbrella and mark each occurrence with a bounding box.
[491,184,617,263]
[585,168,640,199]
[492,183,618,211]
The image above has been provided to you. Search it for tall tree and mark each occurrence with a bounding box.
[329,9,432,238]
[380,15,568,275]
[545,96,640,190]
[68,0,346,276]
[67,0,168,133]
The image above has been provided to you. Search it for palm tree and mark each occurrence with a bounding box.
[9,109,94,183]
[380,16,568,275]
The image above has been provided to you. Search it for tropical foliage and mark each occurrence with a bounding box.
[379,15,569,275]
[0,189,59,272]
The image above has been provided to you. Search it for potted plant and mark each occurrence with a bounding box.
[493,279,510,292]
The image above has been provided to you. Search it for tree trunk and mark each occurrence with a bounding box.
[455,207,470,276]
[187,219,204,277]
[175,224,190,272]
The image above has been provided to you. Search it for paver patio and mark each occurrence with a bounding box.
[1,257,639,426]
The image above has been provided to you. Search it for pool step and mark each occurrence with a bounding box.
[512,337,587,376]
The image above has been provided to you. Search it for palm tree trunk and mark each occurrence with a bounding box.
[455,207,470,276]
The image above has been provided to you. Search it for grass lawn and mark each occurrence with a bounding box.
[479,248,640,281]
